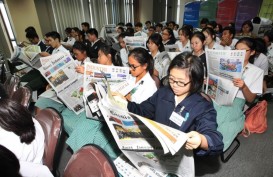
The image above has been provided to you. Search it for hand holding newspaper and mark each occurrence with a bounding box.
[97,82,194,176]
[10,45,42,69]
[38,52,84,114]
[205,49,245,105]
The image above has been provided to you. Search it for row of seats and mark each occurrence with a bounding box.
[3,75,118,176]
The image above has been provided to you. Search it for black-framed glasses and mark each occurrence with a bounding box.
[169,77,191,87]
[127,63,141,70]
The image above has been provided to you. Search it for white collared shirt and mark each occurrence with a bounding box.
[52,45,70,54]
[175,40,191,52]
[205,41,224,50]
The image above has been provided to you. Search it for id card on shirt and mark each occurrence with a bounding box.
[169,111,185,127]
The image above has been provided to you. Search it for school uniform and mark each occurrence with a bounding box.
[127,87,224,155]
[205,42,224,50]
[254,53,269,76]
[37,40,47,52]
[129,72,158,104]
[0,119,44,163]
[87,39,104,59]
[175,40,191,52]
[223,39,238,50]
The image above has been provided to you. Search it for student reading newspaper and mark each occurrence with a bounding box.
[114,52,224,156]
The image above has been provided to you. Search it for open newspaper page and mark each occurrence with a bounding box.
[10,46,41,69]
[205,49,245,105]
[38,52,84,114]
[124,36,147,51]
[164,44,179,52]
[99,96,194,176]
[83,62,130,119]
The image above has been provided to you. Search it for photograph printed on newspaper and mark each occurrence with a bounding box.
[205,49,245,105]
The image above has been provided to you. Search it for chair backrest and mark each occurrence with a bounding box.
[11,86,32,108]
[63,144,118,177]
[200,92,212,103]
[4,75,20,97]
[35,108,64,176]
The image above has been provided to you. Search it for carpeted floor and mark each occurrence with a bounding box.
[58,102,273,177]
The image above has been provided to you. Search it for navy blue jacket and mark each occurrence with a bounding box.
[128,86,223,155]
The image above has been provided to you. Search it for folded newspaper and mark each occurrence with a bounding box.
[97,85,194,176]
[10,45,41,69]
[38,52,84,114]
[205,49,245,105]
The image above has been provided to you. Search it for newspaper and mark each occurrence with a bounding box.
[38,52,84,114]
[83,62,130,119]
[205,49,245,105]
[124,36,147,51]
[98,94,194,176]
[10,45,41,69]
[164,44,179,52]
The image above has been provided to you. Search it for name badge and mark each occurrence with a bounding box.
[169,111,185,127]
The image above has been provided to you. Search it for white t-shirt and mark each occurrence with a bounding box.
[52,45,70,54]
[205,41,224,50]
[134,31,147,38]
[61,37,76,46]
[254,53,268,76]
[0,118,45,164]
[236,63,264,99]
[130,72,157,104]
[175,40,191,52]
[223,38,238,50]
[120,48,128,67]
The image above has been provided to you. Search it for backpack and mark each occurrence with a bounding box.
[242,100,268,137]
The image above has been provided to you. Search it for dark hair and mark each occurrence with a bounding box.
[228,22,235,29]
[235,37,256,63]
[155,23,163,28]
[264,30,273,42]
[207,21,217,29]
[0,84,8,99]
[175,24,179,29]
[128,48,154,76]
[200,18,209,25]
[125,28,135,36]
[72,27,81,33]
[25,26,36,33]
[222,26,235,39]
[125,23,133,28]
[118,32,133,39]
[145,21,151,25]
[255,38,267,55]
[45,31,61,41]
[73,41,88,53]
[117,22,125,26]
[216,23,223,33]
[0,99,35,144]
[135,22,143,28]
[86,28,98,38]
[253,17,261,24]
[202,27,216,40]
[178,26,192,39]
[148,33,165,52]
[241,20,253,32]
[191,31,206,43]
[99,44,123,66]
[163,27,176,44]
[65,27,72,34]
[183,24,193,32]
[168,21,176,26]
[168,52,204,93]
[26,32,39,39]
[81,22,90,29]
[149,26,156,31]
[0,145,22,177]
[117,26,124,33]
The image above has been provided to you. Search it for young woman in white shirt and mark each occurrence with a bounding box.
[147,33,170,80]
[191,32,207,74]
[125,47,158,103]
[72,41,91,74]
[202,27,224,50]
[175,26,192,52]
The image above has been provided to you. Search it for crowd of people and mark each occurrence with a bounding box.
[1,16,273,176]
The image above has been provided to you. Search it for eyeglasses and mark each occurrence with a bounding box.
[169,77,191,87]
[127,63,141,70]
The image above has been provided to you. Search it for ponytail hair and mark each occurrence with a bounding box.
[128,47,154,76]
[0,99,35,144]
